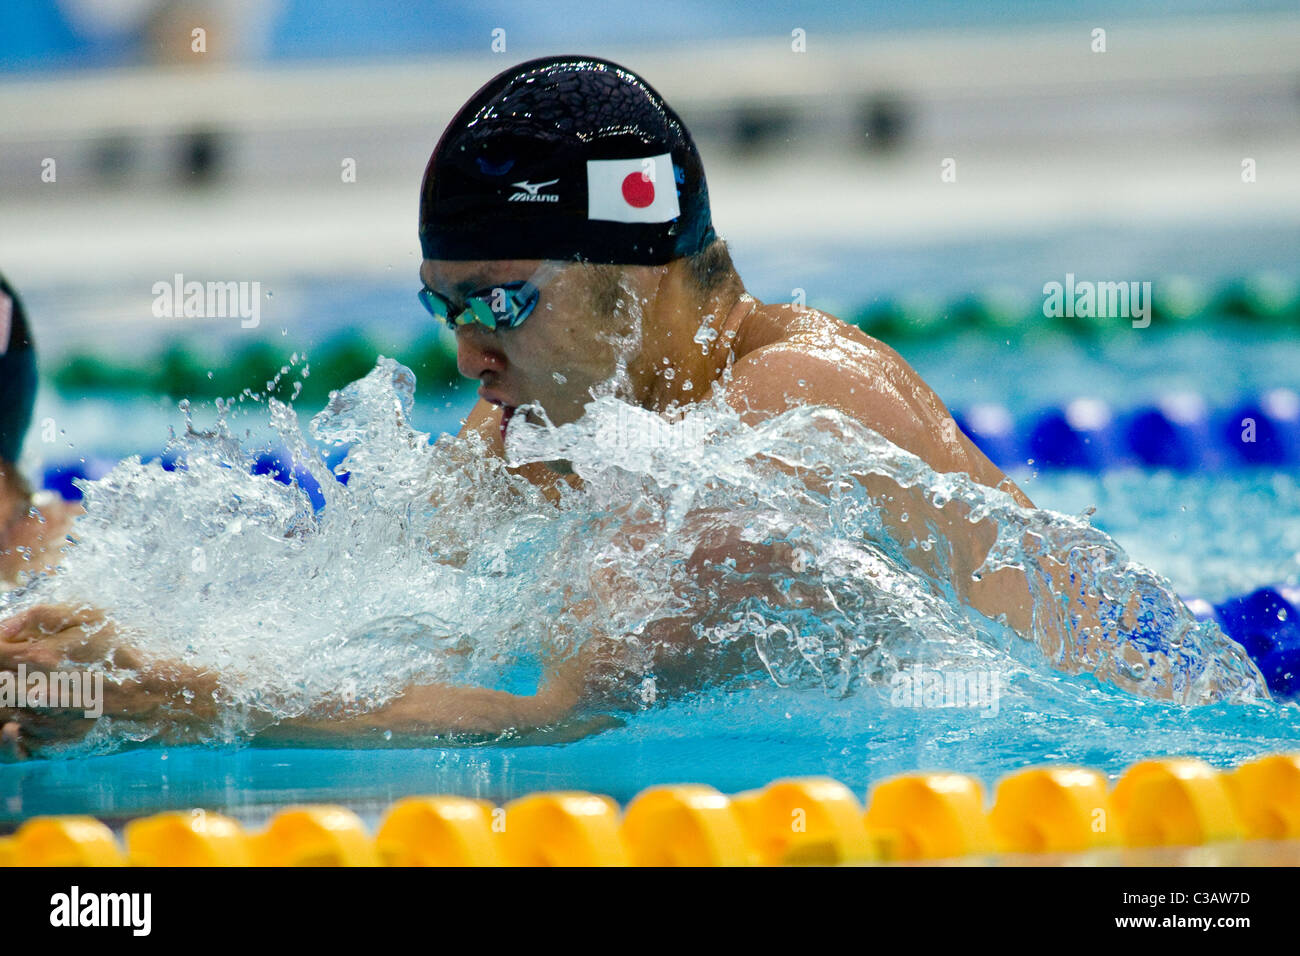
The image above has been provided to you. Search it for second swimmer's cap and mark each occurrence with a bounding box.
[0,273,37,465]
[419,55,716,265]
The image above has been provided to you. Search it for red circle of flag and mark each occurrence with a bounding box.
[620,172,655,208]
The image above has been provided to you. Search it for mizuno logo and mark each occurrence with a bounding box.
[511,179,558,195]
[508,178,559,202]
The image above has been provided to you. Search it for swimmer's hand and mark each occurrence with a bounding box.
[0,604,218,760]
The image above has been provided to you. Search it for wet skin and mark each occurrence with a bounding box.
[0,467,82,586]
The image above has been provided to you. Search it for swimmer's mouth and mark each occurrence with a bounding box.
[479,390,518,440]
[498,404,545,442]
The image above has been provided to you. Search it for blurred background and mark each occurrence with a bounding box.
[2,0,1299,596]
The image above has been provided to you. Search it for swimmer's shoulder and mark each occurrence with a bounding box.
[733,302,906,367]
[721,304,1003,481]
[727,303,919,410]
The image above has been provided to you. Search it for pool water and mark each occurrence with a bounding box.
[6,672,1299,832]
[3,375,1297,829]
[3,231,1299,830]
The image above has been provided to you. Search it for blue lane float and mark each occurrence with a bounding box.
[44,448,348,511]
[35,390,1300,495]
[1123,403,1212,470]
[39,457,119,501]
[958,389,1299,472]
[1222,392,1300,466]
[1212,587,1300,698]
[250,451,331,512]
[1024,399,1119,471]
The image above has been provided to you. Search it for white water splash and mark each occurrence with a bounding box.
[0,357,1269,753]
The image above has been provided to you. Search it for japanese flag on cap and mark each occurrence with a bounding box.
[586,153,680,223]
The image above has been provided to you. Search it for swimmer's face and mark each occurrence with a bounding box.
[420,258,641,427]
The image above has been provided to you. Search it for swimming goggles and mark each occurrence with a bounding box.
[418,260,566,331]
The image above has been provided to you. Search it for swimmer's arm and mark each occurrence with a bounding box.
[715,345,1046,635]
[273,679,578,741]
[268,641,601,743]
[727,345,1152,654]
[0,602,605,752]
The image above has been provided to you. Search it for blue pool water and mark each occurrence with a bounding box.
[3,232,1299,830]
[4,370,1298,830]
[6,675,1299,831]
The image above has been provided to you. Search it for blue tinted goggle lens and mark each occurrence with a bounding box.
[420,261,566,331]
[418,281,541,331]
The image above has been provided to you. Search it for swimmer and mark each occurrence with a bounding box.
[0,274,81,586]
[0,57,1115,754]
[1,274,84,757]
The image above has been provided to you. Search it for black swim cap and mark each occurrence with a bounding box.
[419,55,716,265]
[0,273,37,466]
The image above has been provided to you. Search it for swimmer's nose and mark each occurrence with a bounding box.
[455,325,507,382]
